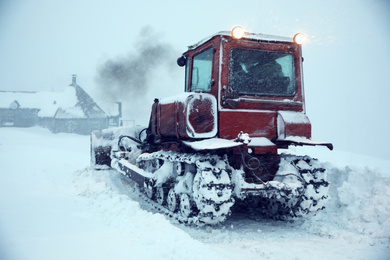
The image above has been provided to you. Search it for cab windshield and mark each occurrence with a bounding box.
[229,48,296,96]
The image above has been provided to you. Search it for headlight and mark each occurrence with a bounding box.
[231,26,245,39]
[293,33,305,45]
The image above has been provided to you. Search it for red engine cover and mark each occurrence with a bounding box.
[155,93,218,140]
[219,111,277,140]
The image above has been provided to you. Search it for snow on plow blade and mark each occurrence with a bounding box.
[90,126,143,169]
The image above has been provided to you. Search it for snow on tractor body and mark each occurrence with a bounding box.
[91,27,333,225]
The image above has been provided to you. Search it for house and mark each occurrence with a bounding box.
[0,75,121,134]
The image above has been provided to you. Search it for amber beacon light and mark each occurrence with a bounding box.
[231,26,245,39]
[293,33,305,45]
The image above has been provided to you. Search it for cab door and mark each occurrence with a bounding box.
[183,36,220,99]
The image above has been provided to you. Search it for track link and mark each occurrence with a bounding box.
[261,155,329,219]
[136,151,235,226]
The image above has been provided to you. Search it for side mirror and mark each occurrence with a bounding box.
[177,56,187,67]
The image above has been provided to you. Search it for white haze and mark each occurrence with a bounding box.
[0,0,389,159]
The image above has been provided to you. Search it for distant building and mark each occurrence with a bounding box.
[0,75,121,134]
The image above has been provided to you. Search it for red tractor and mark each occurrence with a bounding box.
[91,27,332,225]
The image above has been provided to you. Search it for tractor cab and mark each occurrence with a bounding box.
[179,27,306,110]
[177,27,316,145]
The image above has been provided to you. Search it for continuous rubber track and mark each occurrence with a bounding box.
[255,155,330,220]
[112,149,329,225]
[135,151,235,226]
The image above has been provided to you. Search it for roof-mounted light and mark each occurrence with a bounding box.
[231,26,245,39]
[293,33,305,45]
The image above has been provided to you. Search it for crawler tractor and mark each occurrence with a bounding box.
[91,27,333,225]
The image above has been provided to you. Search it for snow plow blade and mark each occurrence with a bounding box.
[90,126,144,170]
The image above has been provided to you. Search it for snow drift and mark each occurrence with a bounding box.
[0,127,389,260]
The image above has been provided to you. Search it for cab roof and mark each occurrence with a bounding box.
[188,31,294,50]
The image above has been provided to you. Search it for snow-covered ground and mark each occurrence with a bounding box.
[0,127,389,260]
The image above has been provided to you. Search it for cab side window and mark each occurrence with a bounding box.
[191,48,213,92]
[185,57,190,92]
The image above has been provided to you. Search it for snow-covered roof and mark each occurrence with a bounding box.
[0,82,108,119]
[71,84,107,119]
[99,102,121,117]
[55,107,86,119]
[188,31,293,50]
[0,87,78,117]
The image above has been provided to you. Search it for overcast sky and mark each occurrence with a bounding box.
[0,0,389,159]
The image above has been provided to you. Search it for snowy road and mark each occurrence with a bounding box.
[0,127,389,260]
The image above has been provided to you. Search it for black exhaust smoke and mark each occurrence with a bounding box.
[95,26,177,101]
